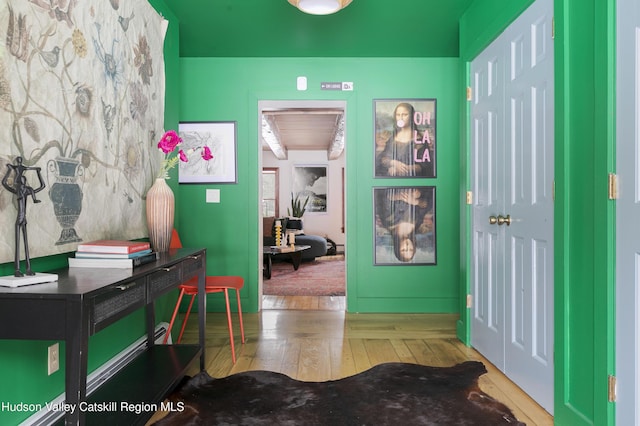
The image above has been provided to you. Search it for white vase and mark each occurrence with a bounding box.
[146,178,175,252]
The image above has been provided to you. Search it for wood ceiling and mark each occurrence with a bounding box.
[261,104,345,160]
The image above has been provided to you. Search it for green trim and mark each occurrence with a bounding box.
[601,0,616,425]
[554,0,615,424]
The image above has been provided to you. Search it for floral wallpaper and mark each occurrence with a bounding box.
[0,0,166,262]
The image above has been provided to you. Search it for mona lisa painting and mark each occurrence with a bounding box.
[374,186,436,265]
[374,99,436,178]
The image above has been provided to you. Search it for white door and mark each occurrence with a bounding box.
[616,0,640,424]
[471,37,506,368]
[470,0,554,413]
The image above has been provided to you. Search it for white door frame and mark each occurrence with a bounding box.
[257,99,347,310]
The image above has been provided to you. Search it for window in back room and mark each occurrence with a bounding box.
[262,167,279,217]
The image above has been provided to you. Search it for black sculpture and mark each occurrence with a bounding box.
[2,157,45,277]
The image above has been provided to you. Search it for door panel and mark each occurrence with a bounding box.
[616,0,640,424]
[504,1,554,411]
[470,0,554,414]
[510,235,526,349]
[471,41,505,366]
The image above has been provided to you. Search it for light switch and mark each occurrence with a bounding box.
[206,189,220,203]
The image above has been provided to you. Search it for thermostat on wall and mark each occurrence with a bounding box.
[297,76,307,91]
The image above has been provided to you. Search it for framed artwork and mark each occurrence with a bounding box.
[373,186,436,265]
[178,121,237,183]
[292,165,328,213]
[374,99,436,178]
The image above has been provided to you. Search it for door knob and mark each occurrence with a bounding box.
[498,215,512,226]
[489,216,498,225]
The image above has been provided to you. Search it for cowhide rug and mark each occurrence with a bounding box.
[153,361,525,425]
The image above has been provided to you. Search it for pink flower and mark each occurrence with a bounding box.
[201,146,213,161]
[155,129,213,179]
[157,130,182,154]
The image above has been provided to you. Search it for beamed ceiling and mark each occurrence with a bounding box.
[166,0,474,157]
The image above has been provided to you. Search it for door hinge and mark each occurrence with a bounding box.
[608,375,617,402]
[608,173,618,200]
[466,87,472,101]
[551,16,555,40]
[466,191,473,205]
[466,294,473,309]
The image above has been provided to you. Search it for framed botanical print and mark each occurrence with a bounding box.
[373,186,436,265]
[178,121,237,183]
[374,99,436,178]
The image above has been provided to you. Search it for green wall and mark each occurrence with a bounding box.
[0,1,179,424]
[176,57,461,314]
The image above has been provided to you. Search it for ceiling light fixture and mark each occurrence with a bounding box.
[287,0,352,15]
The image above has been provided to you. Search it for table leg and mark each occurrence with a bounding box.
[198,268,206,371]
[65,300,89,425]
[290,252,303,270]
[263,254,272,279]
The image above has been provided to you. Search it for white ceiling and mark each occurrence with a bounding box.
[260,100,346,160]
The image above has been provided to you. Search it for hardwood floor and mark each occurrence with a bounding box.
[151,296,553,425]
[262,294,346,310]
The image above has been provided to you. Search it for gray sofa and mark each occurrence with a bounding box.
[263,217,328,261]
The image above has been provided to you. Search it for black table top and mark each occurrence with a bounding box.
[0,247,204,297]
[263,245,311,255]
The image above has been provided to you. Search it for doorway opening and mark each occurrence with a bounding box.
[258,100,346,311]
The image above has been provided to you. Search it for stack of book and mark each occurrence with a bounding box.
[68,240,158,269]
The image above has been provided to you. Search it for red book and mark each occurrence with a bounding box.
[76,240,151,254]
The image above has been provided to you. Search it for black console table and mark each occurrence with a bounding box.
[0,247,207,426]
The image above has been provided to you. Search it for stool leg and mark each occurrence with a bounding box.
[177,294,197,344]
[223,288,236,363]
[235,288,245,343]
[164,289,186,344]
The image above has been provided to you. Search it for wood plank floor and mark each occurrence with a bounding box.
[150,296,553,425]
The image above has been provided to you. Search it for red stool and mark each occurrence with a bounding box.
[164,230,245,363]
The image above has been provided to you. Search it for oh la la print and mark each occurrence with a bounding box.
[374,99,436,178]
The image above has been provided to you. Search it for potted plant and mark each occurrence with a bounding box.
[287,192,309,231]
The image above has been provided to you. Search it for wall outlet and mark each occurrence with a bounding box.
[48,343,59,375]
